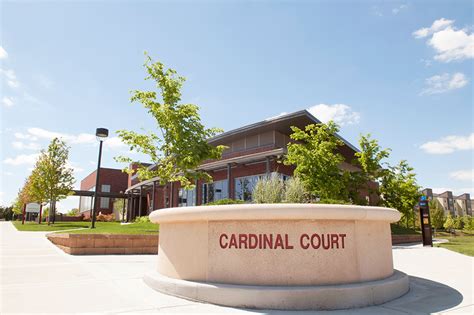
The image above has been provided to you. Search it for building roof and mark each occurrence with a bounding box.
[208,110,359,153]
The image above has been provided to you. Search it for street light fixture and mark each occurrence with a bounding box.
[91,128,109,228]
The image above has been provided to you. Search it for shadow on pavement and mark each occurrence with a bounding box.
[242,275,464,314]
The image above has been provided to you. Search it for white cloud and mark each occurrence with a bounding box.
[2,96,14,107]
[420,133,474,154]
[450,169,474,182]
[27,127,96,144]
[1,68,20,88]
[421,72,468,95]
[413,18,474,62]
[66,161,84,173]
[0,46,7,59]
[104,136,127,149]
[12,141,41,150]
[392,4,408,15]
[413,18,454,38]
[14,132,38,141]
[307,104,360,126]
[3,153,39,166]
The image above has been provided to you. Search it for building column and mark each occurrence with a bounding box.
[266,157,271,176]
[138,186,143,217]
[227,163,233,199]
[152,181,156,212]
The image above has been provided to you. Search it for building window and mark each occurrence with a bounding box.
[235,173,290,202]
[79,186,95,213]
[202,180,228,204]
[178,188,196,207]
[235,175,263,202]
[100,184,111,209]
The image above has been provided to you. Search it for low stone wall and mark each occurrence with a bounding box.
[391,234,422,244]
[47,233,158,255]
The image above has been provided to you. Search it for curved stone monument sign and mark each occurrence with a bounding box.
[145,204,409,310]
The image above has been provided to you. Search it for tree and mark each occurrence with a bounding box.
[116,54,226,193]
[349,134,391,205]
[0,206,14,221]
[30,138,75,224]
[380,160,421,228]
[454,216,464,231]
[429,199,445,236]
[444,213,455,234]
[284,121,348,201]
[463,216,474,233]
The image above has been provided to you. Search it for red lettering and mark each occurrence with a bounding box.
[258,234,263,249]
[311,233,321,249]
[274,234,284,249]
[331,234,339,249]
[285,234,294,249]
[219,234,228,249]
[339,234,346,248]
[248,234,258,249]
[229,234,238,248]
[300,234,310,249]
[263,234,273,249]
[239,234,248,249]
[322,234,331,249]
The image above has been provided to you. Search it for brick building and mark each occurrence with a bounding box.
[123,110,376,220]
[422,188,472,217]
[79,168,128,219]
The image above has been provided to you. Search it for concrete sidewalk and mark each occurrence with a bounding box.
[1,221,472,314]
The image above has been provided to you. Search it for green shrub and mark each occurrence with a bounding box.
[206,199,245,206]
[283,177,308,203]
[463,216,474,233]
[253,173,284,203]
[454,216,464,230]
[134,216,151,223]
[444,213,455,233]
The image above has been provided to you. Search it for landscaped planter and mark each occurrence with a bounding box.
[144,203,409,310]
[47,233,158,255]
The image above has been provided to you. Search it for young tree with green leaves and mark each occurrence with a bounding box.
[284,121,348,201]
[116,54,226,197]
[348,134,391,205]
[30,138,75,224]
[429,199,445,236]
[444,213,455,234]
[380,160,421,228]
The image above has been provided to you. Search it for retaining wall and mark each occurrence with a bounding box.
[47,233,158,255]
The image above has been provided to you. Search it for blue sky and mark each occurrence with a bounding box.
[1,1,472,211]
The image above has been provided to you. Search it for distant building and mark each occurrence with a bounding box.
[422,188,472,217]
[78,168,128,219]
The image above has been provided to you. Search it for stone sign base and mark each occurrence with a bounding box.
[144,269,409,310]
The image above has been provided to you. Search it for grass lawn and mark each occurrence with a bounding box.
[435,233,474,257]
[12,221,159,234]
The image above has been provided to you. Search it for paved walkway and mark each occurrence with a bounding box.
[1,222,472,314]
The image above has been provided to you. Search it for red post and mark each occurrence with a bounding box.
[22,204,26,225]
[39,204,43,224]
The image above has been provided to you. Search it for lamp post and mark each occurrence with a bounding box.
[91,128,109,228]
